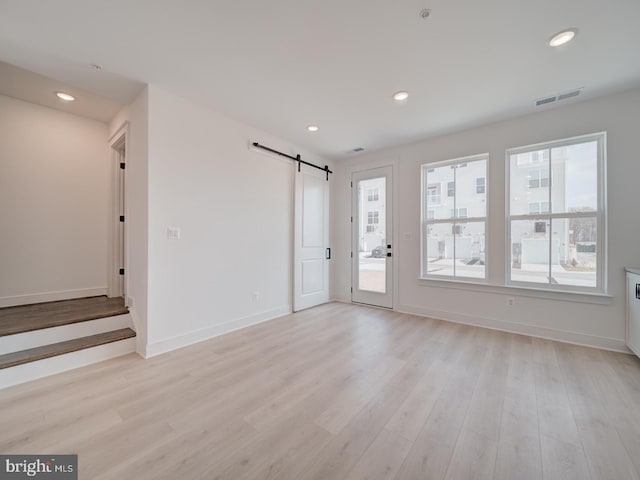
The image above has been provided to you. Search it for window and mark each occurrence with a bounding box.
[427,185,441,205]
[367,211,379,225]
[366,225,376,233]
[528,202,550,215]
[422,154,488,280]
[507,133,605,292]
[476,177,485,194]
[367,188,379,202]
[450,207,468,218]
[528,168,550,189]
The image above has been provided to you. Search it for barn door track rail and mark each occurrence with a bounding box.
[251,142,332,180]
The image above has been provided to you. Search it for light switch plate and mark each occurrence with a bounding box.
[167,227,181,240]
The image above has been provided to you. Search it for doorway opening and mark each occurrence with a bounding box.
[108,125,127,301]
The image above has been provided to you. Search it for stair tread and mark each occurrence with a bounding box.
[0,328,136,369]
[0,296,128,337]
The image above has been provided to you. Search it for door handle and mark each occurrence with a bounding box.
[636,283,640,300]
[326,248,331,260]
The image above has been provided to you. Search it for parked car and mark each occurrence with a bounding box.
[371,245,387,258]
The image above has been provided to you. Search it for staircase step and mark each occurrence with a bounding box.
[0,296,128,336]
[0,328,136,369]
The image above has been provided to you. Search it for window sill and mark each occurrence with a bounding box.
[417,277,613,305]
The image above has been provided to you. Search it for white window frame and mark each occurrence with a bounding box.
[421,153,489,282]
[367,211,379,224]
[506,132,607,293]
[476,177,486,194]
[367,188,379,202]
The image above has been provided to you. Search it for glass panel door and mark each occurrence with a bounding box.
[352,166,393,308]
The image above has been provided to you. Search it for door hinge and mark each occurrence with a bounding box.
[350,251,353,258]
[119,268,125,275]
[120,163,125,170]
[350,181,353,188]
[350,287,353,293]
[119,215,125,222]
[350,216,353,223]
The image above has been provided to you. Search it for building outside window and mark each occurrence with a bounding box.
[359,177,386,252]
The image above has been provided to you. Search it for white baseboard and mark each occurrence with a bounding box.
[0,287,108,308]
[397,303,630,354]
[143,305,292,358]
[0,313,134,355]
[0,337,137,390]
[330,294,352,303]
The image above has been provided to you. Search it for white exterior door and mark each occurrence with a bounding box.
[352,166,393,308]
[294,164,330,311]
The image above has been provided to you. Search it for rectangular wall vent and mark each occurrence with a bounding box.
[558,89,581,101]
[536,88,582,107]
[536,96,557,106]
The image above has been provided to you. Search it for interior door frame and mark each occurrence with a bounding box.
[108,122,128,301]
[350,162,398,309]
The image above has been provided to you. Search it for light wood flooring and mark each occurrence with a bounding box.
[1,302,640,479]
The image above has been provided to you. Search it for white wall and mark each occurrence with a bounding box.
[332,88,640,351]
[144,85,331,356]
[0,95,111,306]
[108,87,149,351]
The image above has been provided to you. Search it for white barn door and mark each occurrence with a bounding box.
[294,164,330,311]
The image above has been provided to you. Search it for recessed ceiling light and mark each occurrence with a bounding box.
[55,92,75,102]
[548,29,577,47]
[307,125,319,132]
[393,91,409,101]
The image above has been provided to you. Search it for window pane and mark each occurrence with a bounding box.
[424,163,454,219]
[457,160,487,217]
[455,222,485,279]
[510,149,550,216]
[552,141,598,214]
[358,177,386,293]
[551,217,597,288]
[424,222,454,277]
[510,219,549,284]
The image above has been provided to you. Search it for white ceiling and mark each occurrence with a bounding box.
[0,0,639,159]
[0,61,129,122]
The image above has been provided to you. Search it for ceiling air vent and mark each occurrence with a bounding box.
[535,88,583,107]
[557,89,581,101]
[536,95,557,106]
[352,147,365,152]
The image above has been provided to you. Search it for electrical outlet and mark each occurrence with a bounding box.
[507,297,515,306]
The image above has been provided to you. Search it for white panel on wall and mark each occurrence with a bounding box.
[303,174,324,248]
[302,259,324,295]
